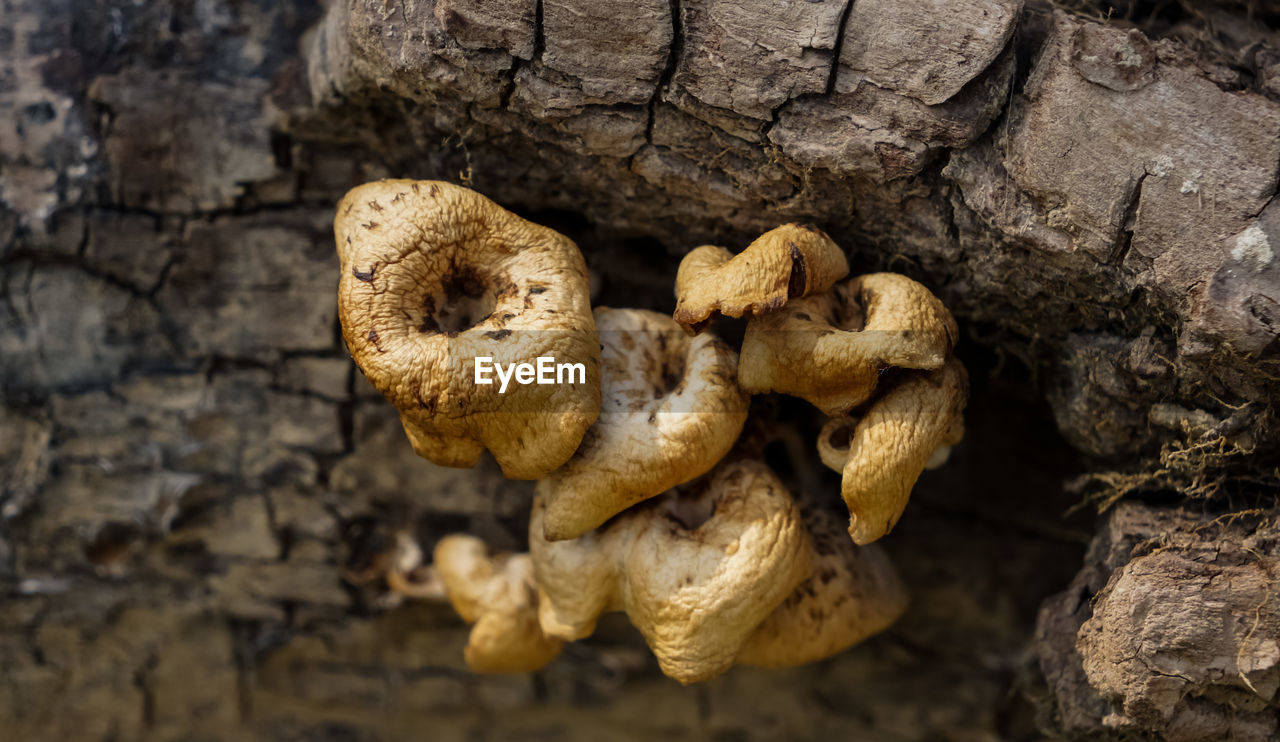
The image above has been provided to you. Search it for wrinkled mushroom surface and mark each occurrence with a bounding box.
[335,179,601,479]
[531,459,813,684]
[672,224,849,334]
[433,534,564,673]
[540,307,749,542]
[818,357,968,545]
[737,497,908,667]
[739,272,959,416]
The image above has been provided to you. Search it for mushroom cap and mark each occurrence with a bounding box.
[672,224,850,334]
[531,459,813,684]
[739,272,959,416]
[433,534,564,673]
[736,498,908,667]
[818,357,969,545]
[335,179,602,479]
[540,307,749,542]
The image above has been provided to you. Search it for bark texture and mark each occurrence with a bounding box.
[3,0,1280,740]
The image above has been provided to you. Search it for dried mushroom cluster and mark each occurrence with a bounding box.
[334,180,967,684]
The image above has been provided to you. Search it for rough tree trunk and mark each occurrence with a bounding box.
[3,0,1279,740]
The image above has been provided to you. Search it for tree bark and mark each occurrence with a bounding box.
[2,0,1279,739]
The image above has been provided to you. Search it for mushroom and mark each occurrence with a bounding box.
[335,179,602,479]
[530,459,813,684]
[427,534,565,673]
[816,357,968,545]
[539,307,749,541]
[736,497,908,667]
[672,224,850,334]
[738,272,959,416]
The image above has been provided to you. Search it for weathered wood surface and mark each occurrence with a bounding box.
[3,0,1280,739]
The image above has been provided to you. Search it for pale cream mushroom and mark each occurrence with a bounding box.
[673,224,850,334]
[335,179,601,479]
[423,534,564,673]
[530,459,813,684]
[540,307,749,541]
[737,498,908,667]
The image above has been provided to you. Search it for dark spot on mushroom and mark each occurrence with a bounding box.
[787,243,808,298]
[443,267,486,303]
[362,221,378,230]
[901,329,913,339]
[413,388,439,413]
[367,200,384,212]
[502,313,515,321]
[817,567,837,584]
[352,266,375,282]
[827,423,852,451]
[418,296,443,333]
[484,329,512,340]
[796,313,811,321]
[661,368,682,395]
[423,267,496,333]
[528,286,548,295]
[367,329,386,352]
[687,318,711,334]
[812,530,839,557]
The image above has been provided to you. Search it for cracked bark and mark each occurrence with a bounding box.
[3,0,1280,740]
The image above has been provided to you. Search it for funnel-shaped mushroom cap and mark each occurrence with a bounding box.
[817,357,968,545]
[737,499,907,667]
[673,224,849,334]
[540,308,749,541]
[739,273,959,416]
[335,179,602,479]
[531,460,813,684]
[433,535,564,673]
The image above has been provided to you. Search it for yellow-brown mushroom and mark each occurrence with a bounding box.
[816,357,968,545]
[530,459,813,684]
[736,497,908,667]
[738,272,959,416]
[429,534,565,673]
[672,224,850,334]
[335,179,601,479]
[539,307,749,542]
